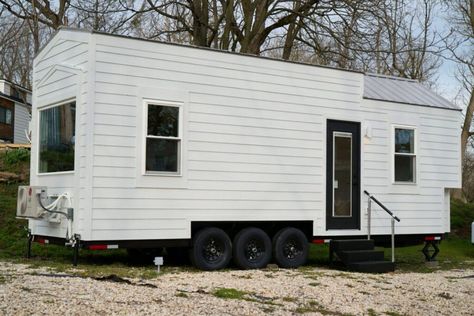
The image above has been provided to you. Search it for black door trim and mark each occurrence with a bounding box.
[326,120,361,230]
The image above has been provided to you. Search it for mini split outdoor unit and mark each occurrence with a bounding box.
[16,186,46,219]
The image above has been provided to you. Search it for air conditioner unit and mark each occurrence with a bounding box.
[17,186,46,219]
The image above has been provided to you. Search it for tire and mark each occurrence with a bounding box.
[190,227,232,271]
[233,227,272,269]
[272,227,308,269]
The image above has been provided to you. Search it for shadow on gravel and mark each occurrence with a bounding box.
[31,272,158,287]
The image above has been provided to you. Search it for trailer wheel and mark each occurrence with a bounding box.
[233,227,272,269]
[272,227,308,268]
[190,227,232,271]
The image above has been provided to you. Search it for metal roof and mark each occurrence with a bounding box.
[363,73,460,111]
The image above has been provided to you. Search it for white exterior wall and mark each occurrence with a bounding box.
[29,30,91,239]
[13,103,30,144]
[361,99,461,235]
[88,34,365,241]
[29,29,462,242]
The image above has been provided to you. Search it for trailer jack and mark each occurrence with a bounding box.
[72,234,81,266]
[26,229,33,259]
[422,240,440,261]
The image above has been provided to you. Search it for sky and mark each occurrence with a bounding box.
[432,3,468,105]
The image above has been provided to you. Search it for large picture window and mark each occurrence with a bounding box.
[394,127,416,183]
[39,101,76,173]
[145,102,181,173]
[0,107,12,125]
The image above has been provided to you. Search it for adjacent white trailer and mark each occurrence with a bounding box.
[19,28,462,270]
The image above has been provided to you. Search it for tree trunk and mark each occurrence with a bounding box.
[191,0,210,47]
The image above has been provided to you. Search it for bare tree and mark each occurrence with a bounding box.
[0,0,71,52]
[445,0,474,162]
[0,10,35,87]
[140,0,323,55]
[70,0,140,34]
[462,150,474,202]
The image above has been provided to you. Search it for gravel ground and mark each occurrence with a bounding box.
[0,261,473,316]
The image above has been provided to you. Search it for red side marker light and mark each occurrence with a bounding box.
[88,244,108,250]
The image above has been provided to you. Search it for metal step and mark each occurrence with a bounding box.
[347,261,395,273]
[330,239,375,252]
[338,250,385,264]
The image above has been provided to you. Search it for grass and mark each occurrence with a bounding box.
[212,287,248,300]
[175,291,189,298]
[367,308,377,316]
[0,148,30,179]
[383,238,474,272]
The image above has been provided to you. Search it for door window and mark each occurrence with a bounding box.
[333,132,352,217]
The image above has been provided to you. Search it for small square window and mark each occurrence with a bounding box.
[395,128,414,153]
[147,105,179,137]
[146,138,179,172]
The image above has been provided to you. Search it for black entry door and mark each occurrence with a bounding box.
[326,120,360,230]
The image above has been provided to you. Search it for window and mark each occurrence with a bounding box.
[145,102,181,173]
[39,101,76,173]
[394,127,416,183]
[0,107,12,125]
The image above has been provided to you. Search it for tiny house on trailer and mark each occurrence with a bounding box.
[18,28,462,272]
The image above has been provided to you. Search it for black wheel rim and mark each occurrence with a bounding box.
[282,238,303,260]
[202,237,224,263]
[245,239,265,262]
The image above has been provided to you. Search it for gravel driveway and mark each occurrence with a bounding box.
[0,261,473,315]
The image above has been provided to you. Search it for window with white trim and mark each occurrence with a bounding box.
[145,102,181,173]
[394,127,416,183]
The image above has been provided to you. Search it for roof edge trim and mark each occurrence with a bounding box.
[363,96,462,112]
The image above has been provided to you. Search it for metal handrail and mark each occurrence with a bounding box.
[364,190,401,263]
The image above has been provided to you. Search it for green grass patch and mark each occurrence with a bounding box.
[175,291,189,298]
[212,287,248,300]
[384,311,406,316]
[367,308,378,316]
[0,148,30,174]
[382,238,474,272]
